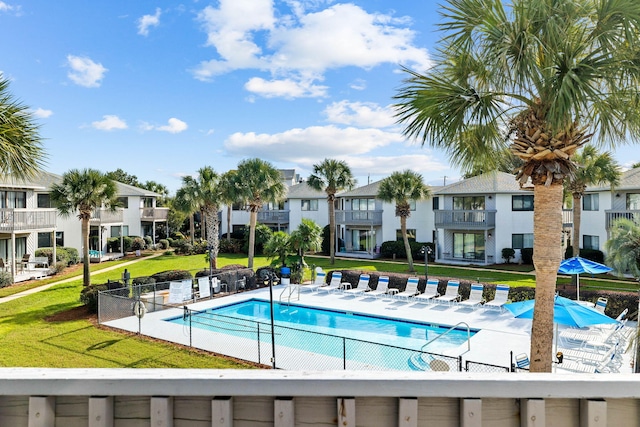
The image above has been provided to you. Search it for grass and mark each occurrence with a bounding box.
[0,251,637,368]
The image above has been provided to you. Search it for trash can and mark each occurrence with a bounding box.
[280,267,291,286]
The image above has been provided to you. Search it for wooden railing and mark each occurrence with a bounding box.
[0,369,638,426]
[90,208,124,224]
[434,210,496,228]
[334,210,383,226]
[257,210,290,224]
[0,208,57,231]
[140,207,169,221]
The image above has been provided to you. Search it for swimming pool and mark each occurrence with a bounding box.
[166,299,477,370]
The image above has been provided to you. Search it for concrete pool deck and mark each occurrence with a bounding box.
[103,284,635,373]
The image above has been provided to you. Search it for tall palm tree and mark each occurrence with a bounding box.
[264,231,291,267]
[234,158,286,268]
[605,218,640,280]
[174,176,199,244]
[567,146,620,257]
[0,77,46,179]
[308,159,356,264]
[219,170,239,242]
[394,0,640,372]
[377,170,431,272]
[289,218,323,267]
[50,169,118,287]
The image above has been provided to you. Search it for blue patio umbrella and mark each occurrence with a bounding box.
[558,257,613,301]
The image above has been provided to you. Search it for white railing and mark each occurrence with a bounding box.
[0,369,639,426]
[0,208,57,231]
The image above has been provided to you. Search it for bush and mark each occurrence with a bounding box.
[158,239,169,250]
[242,223,273,255]
[144,236,153,247]
[219,238,243,254]
[171,231,186,240]
[380,240,433,261]
[36,247,80,266]
[131,237,146,251]
[321,224,330,255]
[502,248,516,263]
[166,237,175,247]
[132,276,156,294]
[80,281,126,314]
[521,247,533,264]
[173,240,193,255]
[0,271,12,288]
[106,237,120,252]
[192,239,208,255]
[163,250,173,256]
[150,270,193,283]
[576,249,605,263]
[53,261,66,274]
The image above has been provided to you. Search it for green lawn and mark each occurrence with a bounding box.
[0,251,636,368]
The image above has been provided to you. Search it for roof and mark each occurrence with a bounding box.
[434,171,532,195]
[339,180,382,198]
[588,167,640,192]
[286,182,326,199]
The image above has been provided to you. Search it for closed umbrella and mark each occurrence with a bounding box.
[558,257,612,301]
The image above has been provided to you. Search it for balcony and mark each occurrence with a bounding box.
[605,210,640,229]
[434,210,496,229]
[0,208,57,232]
[0,369,637,425]
[257,210,289,224]
[140,207,169,221]
[90,208,124,224]
[335,210,383,226]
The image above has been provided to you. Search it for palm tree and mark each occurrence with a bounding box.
[394,0,640,372]
[289,218,323,267]
[264,231,291,267]
[50,169,118,287]
[0,76,46,179]
[605,218,640,280]
[567,146,620,257]
[377,170,431,272]
[219,170,239,242]
[174,176,199,244]
[234,158,286,268]
[308,159,356,264]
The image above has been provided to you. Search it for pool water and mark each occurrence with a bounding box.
[166,299,476,370]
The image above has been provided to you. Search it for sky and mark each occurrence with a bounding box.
[1,1,638,194]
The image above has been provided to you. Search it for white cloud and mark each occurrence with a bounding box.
[224,125,402,162]
[324,100,396,128]
[143,117,188,133]
[138,8,161,36]
[349,78,366,91]
[92,115,128,131]
[0,1,20,15]
[343,154,450,178]
[32,108,53,119]
[193,2,431,98]
[66,55,108,88]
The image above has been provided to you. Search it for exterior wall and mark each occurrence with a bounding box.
[288,197,329,231]
[581,191,612,252]
[494,193,534,264]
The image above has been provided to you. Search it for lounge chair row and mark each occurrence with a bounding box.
[307,272,511,309]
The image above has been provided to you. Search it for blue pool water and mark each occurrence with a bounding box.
[166,299,477,370]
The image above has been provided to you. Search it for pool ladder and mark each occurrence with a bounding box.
[408,322,471,371]
[279,284,300,311]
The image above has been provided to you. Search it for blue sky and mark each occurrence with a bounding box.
[1,1,638,194]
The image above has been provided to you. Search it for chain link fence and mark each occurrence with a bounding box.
[98,281,514,372]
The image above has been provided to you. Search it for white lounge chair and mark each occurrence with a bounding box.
[594,297,608,314]
[395,277,420,299]
[367,276,390,298]
[306,271,327,292]
[414,279,439,303]
[484,285,511,310]
[514,353,530,371]
[343,274,371,296]
[458,283,485,308]
[437,280,461,305]
[317,271,343,293]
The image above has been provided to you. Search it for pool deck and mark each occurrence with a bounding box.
[103,284,635,373]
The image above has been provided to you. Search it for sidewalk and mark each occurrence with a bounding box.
[0,252,164,305]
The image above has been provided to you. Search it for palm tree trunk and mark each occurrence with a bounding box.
[572,194,581,257]
[248,210,257,269]
[227,205,232,241]
[205,205,219,269]
[81,216,91,287]
[189,213,195,244]
[328,196,336,265]
[529,183,564,372]
[401,215,414,272]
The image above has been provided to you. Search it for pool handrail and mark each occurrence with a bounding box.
[421,321,471,353]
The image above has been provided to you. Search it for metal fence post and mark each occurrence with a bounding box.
[257,322,261,365]
[343,338,347,370]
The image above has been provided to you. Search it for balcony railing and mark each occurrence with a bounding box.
[140,207,169,221]
[0,208,57,232]
[434,210,496,228]
[605,210,640,229]
[90,208,124,224]
[1,369,639,425]
[257,210,289,224]
[562,208,573,227]
[335,210,383,226]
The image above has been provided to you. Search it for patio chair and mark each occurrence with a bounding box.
[484,285,511,310]
[514,353,530,371]
[394,277,420,299]
[414,279,440,303]
[458,283,485,308]
[317,271,343,293]
[0,258,6,272]
[20,253,31,272]
[306,271,327,292]
[367,276,390,298]
[437,280,461,305]
[196,276,212,298]
[343,274,371,296]
[594,297,608,314]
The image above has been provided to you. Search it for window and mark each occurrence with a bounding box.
[117,197,129,209]
[627,194,640,210]
[56,232,64,247]
[432,196,439,210]
[110,226,121,237]
[583,194,599,211]
[583,235,600,250]
[512,233,534,249]
[142,197,153,208]
[38,232,52,248]
[396,229,416,241]
[265,201,285,210]
[409,200,416,211]
[301,199,318,211]
[37,193,51,208]
[122,225,129,237]
[453,196,485,210]
[512,195,534,211]
[453,233,485,260]
[232,201,244,210]
[0,191,26,208]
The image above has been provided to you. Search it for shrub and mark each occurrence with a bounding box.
[131,237,146,251]
[36,247,80,266]
[380,240,433,261]
[0,271,12,288]
[321,224,330,255]
[166,237,175,247]
[150,270,193,283]
[242,223,273,255]
[173,240,193,255]
[53,261,66,274]
[144,236,153,247]
[521,247,533,264]
[171,231,185,240]
[80,284,106,313]
[192,239,208,254]
[106,237,120,252]
[502,248,516,263]
[577,249,605,263]
[132,276,156,294]
[219,238,243,254]
[158,239,169,250]
[163,250,173,256]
